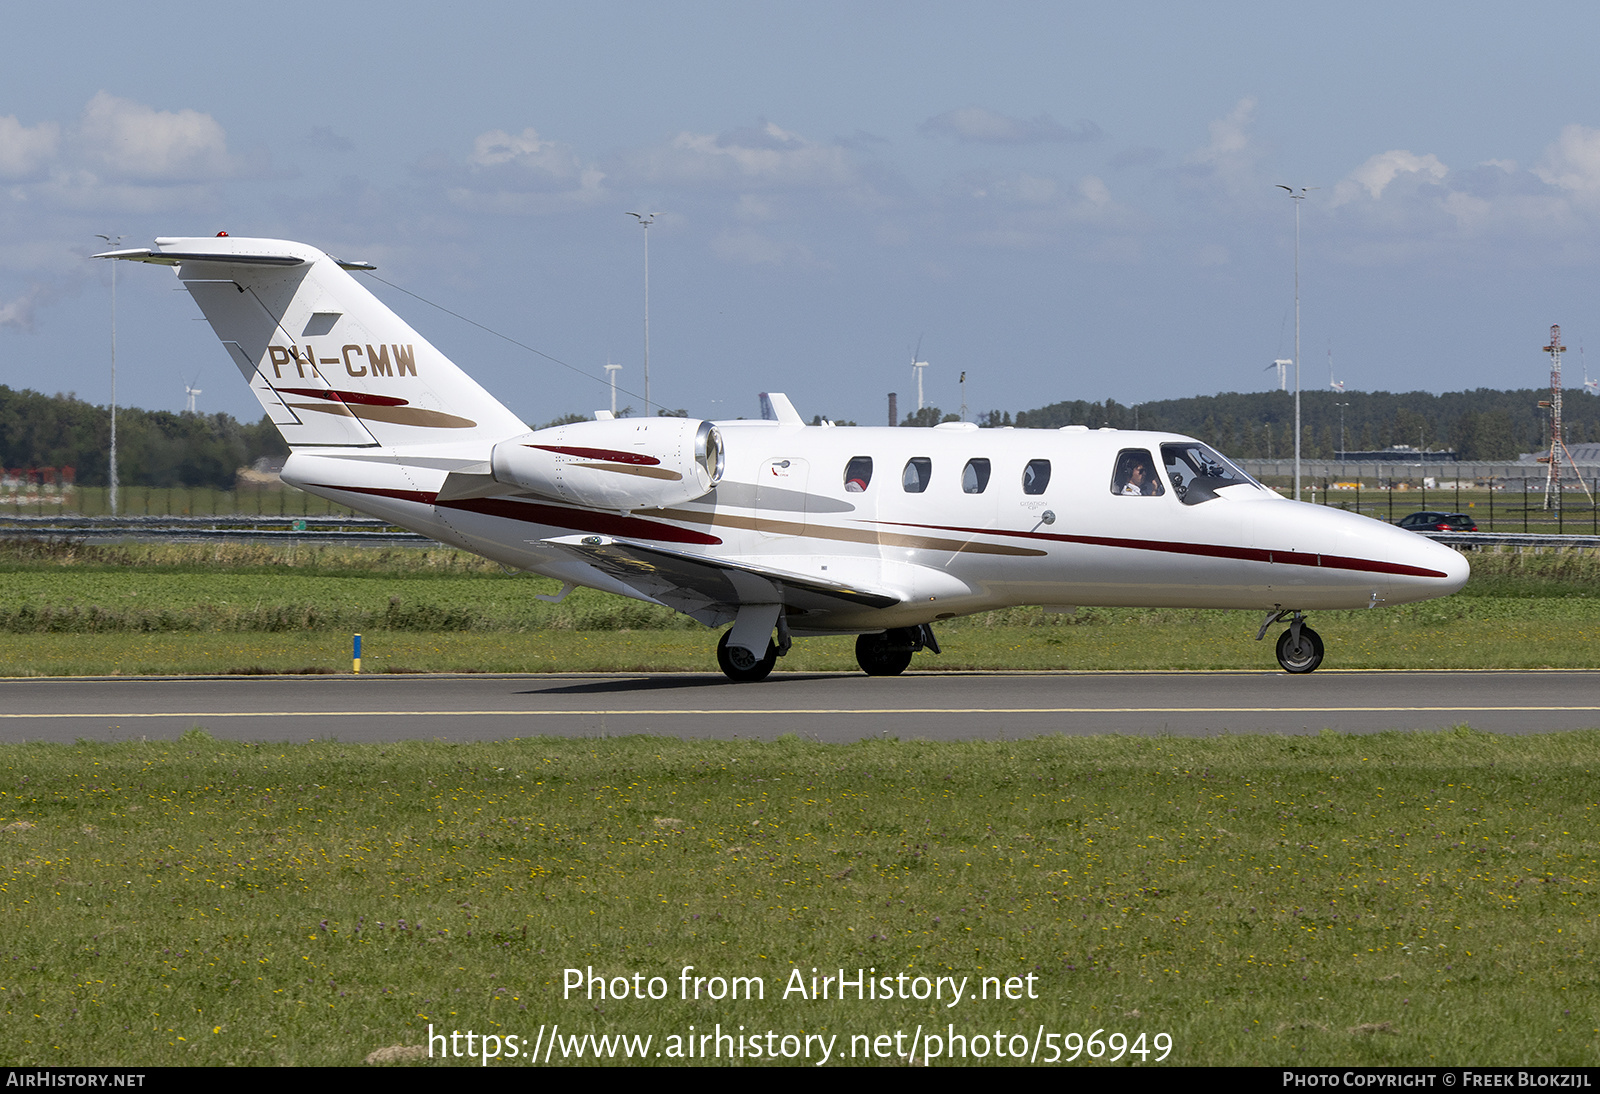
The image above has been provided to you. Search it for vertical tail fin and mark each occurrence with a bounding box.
[97,236,528,449]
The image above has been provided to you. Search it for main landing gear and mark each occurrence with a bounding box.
[1257,609,1324,674]
[716,629,778,682]
[716,619,944,681]
[854,625,941,677]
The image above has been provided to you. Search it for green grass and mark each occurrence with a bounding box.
[1,540,1599,674]
[0,731,1595,1066]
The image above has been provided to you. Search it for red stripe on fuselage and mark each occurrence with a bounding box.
[861,520,1449,579]
[527,445,661,466]
[277,387,410,407]
[311,484,722,545]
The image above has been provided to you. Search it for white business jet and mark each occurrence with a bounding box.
[97,235,1468,681]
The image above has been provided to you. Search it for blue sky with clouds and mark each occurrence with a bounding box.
[7,1,1600,429]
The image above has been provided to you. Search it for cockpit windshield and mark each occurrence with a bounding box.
[1160,442,1261,506]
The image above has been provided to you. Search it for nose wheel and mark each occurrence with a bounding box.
[1275,625,1324,673]
[1259,609,1324,674]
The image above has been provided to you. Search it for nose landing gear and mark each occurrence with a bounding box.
[1258,609,1324,674]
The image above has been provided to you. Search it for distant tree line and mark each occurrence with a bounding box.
[7,384,1591,486]
[0,387,287,488]
[966,388,1600,461]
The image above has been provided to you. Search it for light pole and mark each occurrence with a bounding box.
[1336,401,1350,461]
[626,212,658,417]
[95,233,123,515]
[605,362,621,416]
[1276,185,1316,500]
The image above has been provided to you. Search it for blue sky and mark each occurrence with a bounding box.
[6,1,1600,429]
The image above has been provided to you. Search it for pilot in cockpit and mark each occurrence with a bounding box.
[1113,452,1161,496]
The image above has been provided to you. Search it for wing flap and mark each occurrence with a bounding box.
[540,534,902,627]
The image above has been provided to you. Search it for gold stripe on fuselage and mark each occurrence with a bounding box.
[655,507,1046,557]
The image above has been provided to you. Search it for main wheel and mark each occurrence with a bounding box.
[1275,625,1324,674]
[717,630,778,682]
[855,630,914,676]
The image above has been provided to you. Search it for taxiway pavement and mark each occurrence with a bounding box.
[2,670,1597,743]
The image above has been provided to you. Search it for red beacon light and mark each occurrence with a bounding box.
[216,231,228,237]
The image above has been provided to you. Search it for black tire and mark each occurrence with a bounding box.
[717,630,777,682]
[1275,625,1324,674]
[855,630,914,676]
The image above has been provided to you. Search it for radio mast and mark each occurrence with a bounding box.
[1539,324,1594,513]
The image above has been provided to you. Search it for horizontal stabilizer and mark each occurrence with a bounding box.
[94,244,373,271]
[541,534,901,627]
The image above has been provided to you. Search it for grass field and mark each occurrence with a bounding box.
[3,545,1598,1067]
[0,540,1597,675]
[0,731,1594,1067]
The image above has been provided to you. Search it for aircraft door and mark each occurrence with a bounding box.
[755,458,810,539]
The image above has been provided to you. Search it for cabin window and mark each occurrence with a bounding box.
[844,456,873,492]
[1160,441,1260,505]
[1022,459,1051,495]
[902,457,932,493]
[962,458,991,494]
[1111,449,1165,496]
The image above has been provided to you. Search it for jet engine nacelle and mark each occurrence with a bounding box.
[490,417,724,511]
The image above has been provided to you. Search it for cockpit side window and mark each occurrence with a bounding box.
[1160,442,1259,505]
[902,457,932,493]
[1111,449,1165,496]
[1022,459,1051,495]
[844,456,873,493]
[962,458,991,494]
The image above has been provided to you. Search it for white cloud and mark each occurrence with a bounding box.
[0,277,78,334]
[943,170,1129,249]
[77,92,236,181]
[632,121,858,190]
[470,127,583,175]
[442,126,607,214]
[0,284,46,332]
[1332,150,1448,205]
[0,116,60,179]
[920,107,1102,145]
[1534,124,1600,194]
[1183,98,1261,196]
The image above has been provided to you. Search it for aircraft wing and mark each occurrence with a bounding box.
[540,534,901,628]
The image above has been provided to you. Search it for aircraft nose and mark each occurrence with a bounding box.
[1387,526,1469,601]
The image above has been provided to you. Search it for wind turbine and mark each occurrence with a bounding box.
[183,372,202,414]
[909,337,929,413]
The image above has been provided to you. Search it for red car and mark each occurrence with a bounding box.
[1396,511,1478,532]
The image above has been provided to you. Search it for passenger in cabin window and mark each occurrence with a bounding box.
[1113,451,1162,496]
[844,456,873,492]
